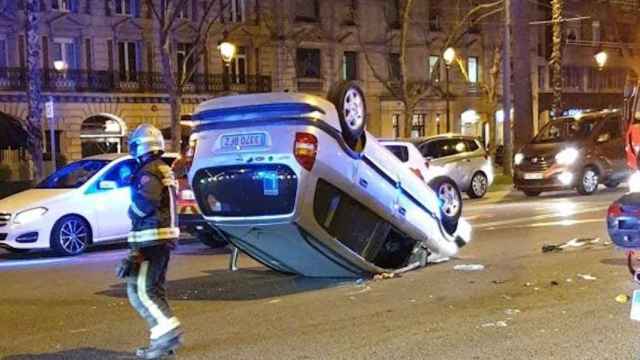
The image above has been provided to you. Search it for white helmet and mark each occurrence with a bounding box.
[128,124,165,159]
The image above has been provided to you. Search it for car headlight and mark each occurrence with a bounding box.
[629,171,640,193]
[13,207,48,225]
[555,148,579,165]
[514,153,524,165]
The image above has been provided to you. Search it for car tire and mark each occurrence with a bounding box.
[467,172,488,199]
[577,167,600,195]
[523,190,542,197]
[428,177,461,233]
[197,226,228,249]
[328,81,367,150]
[50,215,92,256]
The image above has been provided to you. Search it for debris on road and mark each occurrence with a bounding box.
[453,264,485,271]
[550,280,559,286]
[616,294,630,304]
[542,237,607,253]
[492,279,507,285]
[566,278,573,283]
[577,273,598,281]
[373,273,397,281]
[524,282,534,287]
[504,309,521,315]
[268,299,282,304]
[481,320,509,328]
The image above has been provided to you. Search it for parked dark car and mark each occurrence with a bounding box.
[513,109,629,196]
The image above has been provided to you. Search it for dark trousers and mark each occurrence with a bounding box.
[127,244,181,340]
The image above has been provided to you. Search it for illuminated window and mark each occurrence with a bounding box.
[342,51,357,81]
[392,113,400,138]
[114,0,133,15]
[118,41,137,81]
[53,38,77,69]
[52,0,71,11]
[230,47,246,84]
[428,55,440,81]
[467,56,478,83]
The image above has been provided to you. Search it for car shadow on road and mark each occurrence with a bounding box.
[2,348,136,360]
[97,268,346,302]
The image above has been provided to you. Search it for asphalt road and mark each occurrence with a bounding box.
[1,187,639,359]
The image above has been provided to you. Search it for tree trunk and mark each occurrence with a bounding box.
[550,0,563,117]
[488,102,498,156]
[502,0,513,176]
[159,34,182,152]
[511,0,534,152]
[403,106,414,139]
[25,0,44,180]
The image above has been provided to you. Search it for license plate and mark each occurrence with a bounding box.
[220,133,266,150]
[523,172,544,180]
[261,171,279,196]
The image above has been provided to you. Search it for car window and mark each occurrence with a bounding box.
[440,139,467,157]
[533,120,564,143]
[101,159,137,188]
[567,117,600,140]
[465,140,479,152]
[596,116,621,142]
[36,160,109,189]
[384,145,409,162]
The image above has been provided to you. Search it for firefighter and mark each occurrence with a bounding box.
[116,124,183,359]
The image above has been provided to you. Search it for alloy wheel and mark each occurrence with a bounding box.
[582,169,599,193]
[59,219,89,255]
[472,174,488,197]
[343,88,364,131]
[438,183,461,217]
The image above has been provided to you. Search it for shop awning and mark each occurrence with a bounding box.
[0,113,28,150]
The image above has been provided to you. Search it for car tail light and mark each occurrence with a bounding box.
[410,168,424,181]
[294,132,318,171]
[608,202,623,218]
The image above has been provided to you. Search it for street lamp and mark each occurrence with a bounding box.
[53,60,67,72]
[443,47,456,133]
[594,50,607,71]
[218,34,237,92]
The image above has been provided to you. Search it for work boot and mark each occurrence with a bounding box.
[136,329,183,359]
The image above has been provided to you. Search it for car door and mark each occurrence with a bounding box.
[461,139,486,185]
[421,138,467,186]
[596,116,626,175]
[90,159,137,241]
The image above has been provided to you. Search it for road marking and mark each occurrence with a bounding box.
[483,218,603,231]
[472,205,608,229]
[0,258,68,269]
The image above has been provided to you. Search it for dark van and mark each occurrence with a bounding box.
[514,109,628,196]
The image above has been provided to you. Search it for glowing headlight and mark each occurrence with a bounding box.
[555,148,579,165]
[514,153,524,165]
[629,171,640,193]
[13,207,48,225]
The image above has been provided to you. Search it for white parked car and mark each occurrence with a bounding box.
[410,135,494,198]
[0,153,177,256]
[380,139,462,232]
[188,82,471,277]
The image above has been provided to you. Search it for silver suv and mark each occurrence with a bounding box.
[410,134,494,198]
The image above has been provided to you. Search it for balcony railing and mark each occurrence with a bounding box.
[0,67,272,94]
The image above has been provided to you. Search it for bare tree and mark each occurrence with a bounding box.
[145,0,234,151]
[550,0,563,116]
[25,0,44,179]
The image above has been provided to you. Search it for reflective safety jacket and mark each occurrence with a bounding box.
[128,157,180,249]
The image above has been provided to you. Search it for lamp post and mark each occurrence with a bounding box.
[218,33,237,92]
[443,47,456,133]
[594,50,607,71]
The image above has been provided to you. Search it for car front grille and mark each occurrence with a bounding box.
[0,213,10,227]
[520,156,553,172]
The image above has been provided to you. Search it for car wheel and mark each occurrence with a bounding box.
[605,180,621,189]
[328,81,367,150]
[523,190,542,197]
[51,215,92,256]
[197,227,227,249]
[428,177,461,232]
[467,172,488,199]
[577,167,599,195]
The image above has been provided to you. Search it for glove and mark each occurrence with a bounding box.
[115,251,142,279]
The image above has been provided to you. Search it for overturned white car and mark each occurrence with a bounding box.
[188,83,471,277]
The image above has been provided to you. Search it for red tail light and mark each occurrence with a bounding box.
[608,202,623,218]
[294,132,318,171]
[410,168,424,180]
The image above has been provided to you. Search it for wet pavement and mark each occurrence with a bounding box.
[1,187,639,359]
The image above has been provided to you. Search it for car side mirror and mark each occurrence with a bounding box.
[597,133,610,143]
[98,180,118,190]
